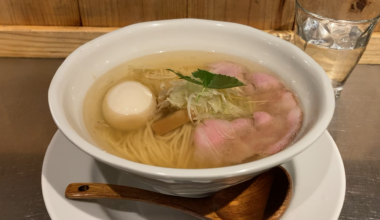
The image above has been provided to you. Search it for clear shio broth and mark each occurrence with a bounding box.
[83,51,302,168]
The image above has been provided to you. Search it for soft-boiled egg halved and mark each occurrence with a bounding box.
[102,81,156,131]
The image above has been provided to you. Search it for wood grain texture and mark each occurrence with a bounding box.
[65,183,214,220]
[375,24,380,32]
[74,0,295,29]
[224,0,252,25]
[360,31,380,64]
[0,26,117,58]
[0,0,377,31]
[0,25,379,64]
[158,0,188,20]
[78,0,144,27]
[79,0,187,26]
[249,0,295,30]
[65,168,289,220]
[188,0,218,20]
[0,0,80,26]
[181,0,295,29]
[189,0,252,25]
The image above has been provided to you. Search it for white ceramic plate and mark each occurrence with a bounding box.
[42,130,345,220]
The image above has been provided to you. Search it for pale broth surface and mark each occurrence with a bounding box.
[83,51,293,168]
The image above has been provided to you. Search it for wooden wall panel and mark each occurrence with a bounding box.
[78,0,294,29]
[78,0,187,27]
[188,0,251,23]
[188,0,217,20]
[0,26,117,58]
[142,0,165,21]
[188,0,251,24]
[0,0,378,31]
[158,0,187,20]
[375,24,380,32]
[212,0,228,21]
[188,0,252,25]
[188,0,294,30]
[249,0,295,30]
[1,26,379,64]
[78,0,144,27]
[141,0,187,21]
[224,0,251,25]
[0,0,80,26]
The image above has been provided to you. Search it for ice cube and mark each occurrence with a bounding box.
[335,36,356,49]
[329,23,351,40]
[330,25,363,49]
[303,18,333,47]
[303,17,319,40]
[350,26,363,49]
[349,26,362,38]
[328,23,351,49]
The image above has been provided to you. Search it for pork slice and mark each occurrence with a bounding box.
[241,108,301,156]
[240,111,277,154]
[194,118,255,165]
[197,119,236,146]
[246,73,284,91]
[253,111,273,128]
[264,107,302,155]
[193,107,302,165]
[193,112,276,166]
[193,65,303,165]
[245,73,285,102]
[279,91,298,111]
[264,91,298,116]
[242,84,256,96]
[209,61,247,83]
[231,118,255,136]
[255,91,301,154]
[193,119,236,166]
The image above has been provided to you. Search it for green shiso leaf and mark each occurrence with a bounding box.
[167,68,245,89]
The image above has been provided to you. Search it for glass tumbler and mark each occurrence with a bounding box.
[294,0,380,98]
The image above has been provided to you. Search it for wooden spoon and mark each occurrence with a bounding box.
[65,166,292,220]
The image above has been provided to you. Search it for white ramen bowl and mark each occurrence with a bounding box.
[49,19,335,198]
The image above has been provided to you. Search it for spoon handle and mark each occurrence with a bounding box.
[65,183,212,219]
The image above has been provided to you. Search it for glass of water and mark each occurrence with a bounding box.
[294,0,380,98]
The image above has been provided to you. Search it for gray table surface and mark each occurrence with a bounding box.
[0,58,379,220]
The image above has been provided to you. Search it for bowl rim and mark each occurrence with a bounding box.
[48,18,335,180]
